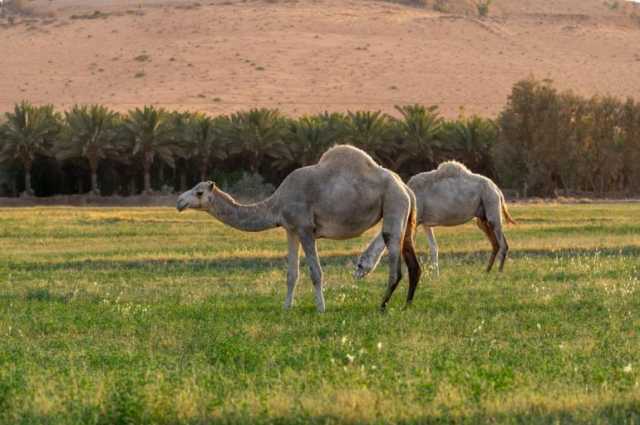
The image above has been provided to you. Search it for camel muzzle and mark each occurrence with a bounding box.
[176,198,188,212]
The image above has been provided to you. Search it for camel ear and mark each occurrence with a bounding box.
[207,181,215,191]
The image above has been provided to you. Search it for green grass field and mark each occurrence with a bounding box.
[1,204,640,424]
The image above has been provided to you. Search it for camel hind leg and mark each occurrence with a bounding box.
[476,219,499,272]
[379,190,412,311]
[495,226,509,272]
[403,202,421,306]
[480,216,509,273]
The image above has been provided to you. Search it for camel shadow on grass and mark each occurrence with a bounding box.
[8,245,640,275]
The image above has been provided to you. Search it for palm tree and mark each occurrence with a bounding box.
[121,106,181,194]
[391,104,443,170]
[0,102,61,195]
[188,113,229,181]
[341,111,394,165]
[274,115,338,170]
[442,115,497,174]
[223,108,288,174]
[56,104,120,195]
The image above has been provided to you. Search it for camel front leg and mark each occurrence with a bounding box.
[299,230,326,313]
[424,225,439,276]
[284,230,300,309]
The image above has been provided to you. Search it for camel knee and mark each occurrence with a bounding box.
[287,268,299,285]
[309,267,323,288]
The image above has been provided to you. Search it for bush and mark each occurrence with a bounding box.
[476,0,492,17]
[224,173,275,202]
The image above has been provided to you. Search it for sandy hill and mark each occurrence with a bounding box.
[1,0,639,118]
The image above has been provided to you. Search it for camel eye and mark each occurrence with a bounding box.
[196,191,204,197]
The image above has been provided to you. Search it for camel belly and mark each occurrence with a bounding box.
[314,213,381,239]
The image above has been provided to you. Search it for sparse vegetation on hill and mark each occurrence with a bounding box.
[1,79,639,198]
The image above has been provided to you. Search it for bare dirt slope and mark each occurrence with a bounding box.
[1,0,639,117]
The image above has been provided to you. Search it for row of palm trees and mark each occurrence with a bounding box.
[0,101,496,196]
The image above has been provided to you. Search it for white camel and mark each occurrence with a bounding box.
[355,160,516,278]
[177,145,421,312]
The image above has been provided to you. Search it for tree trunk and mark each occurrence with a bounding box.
[89,158,99,195]
[180,173,187,191]
[91,172,98,194]
[143,152,154,194]
[24,160,33,196]
[25,170,32,195]
[144,169,151,194]
[158,164,165,187]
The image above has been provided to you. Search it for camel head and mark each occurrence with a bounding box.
[353,253,376,279]
[176,181,215,212]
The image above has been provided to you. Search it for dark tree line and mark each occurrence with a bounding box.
[1,78,639,198]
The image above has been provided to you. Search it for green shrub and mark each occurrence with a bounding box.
[477,0,492,17]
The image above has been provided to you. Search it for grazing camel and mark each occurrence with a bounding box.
[176,145,421,312]
[355,160,516,278]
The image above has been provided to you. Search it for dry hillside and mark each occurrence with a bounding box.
[1,0,639,117]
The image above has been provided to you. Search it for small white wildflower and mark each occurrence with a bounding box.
[371,365,377,370]
[536,323,542,330]
[346,354,355,364]
[377,342,383,351]
[624,364,633,373]
[341,336,348,345]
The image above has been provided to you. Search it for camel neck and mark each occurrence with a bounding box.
[207,188,279,232]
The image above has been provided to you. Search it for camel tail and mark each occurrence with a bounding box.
[500,191,517,225]
[402,193,422,305]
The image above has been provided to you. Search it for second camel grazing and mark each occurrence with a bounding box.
[176,145,422,312]
[355,160,516,278]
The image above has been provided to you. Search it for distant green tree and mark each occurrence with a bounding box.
[620,98,640,191]
[188,113,229,181]
[277,115,339,170]
[391,104,443,171]
[341,110,394,165]
[581,96,623,194]
[223,108,288,174]
[0,102,61,195]
[442,115,497,175]
[121,106,182,194]
[56,104,120,194]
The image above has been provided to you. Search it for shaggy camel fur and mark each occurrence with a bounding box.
[355,160,516,278]
[177,145,421,312]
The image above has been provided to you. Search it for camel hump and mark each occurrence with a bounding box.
[318,145,379,169]
[435,160,472,179]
